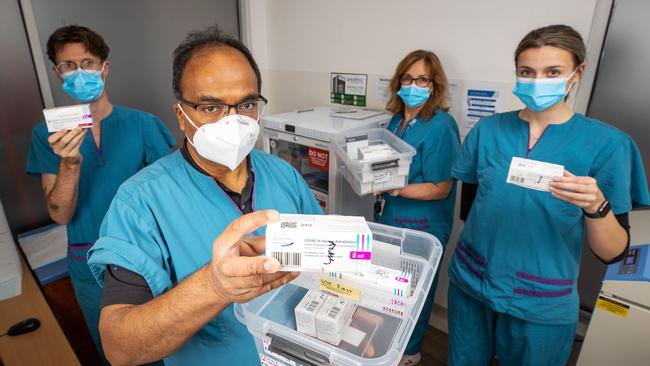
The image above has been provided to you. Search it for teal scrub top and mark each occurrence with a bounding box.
[26,105,176,246]
[375,109,460,243]
[87,149,323,366]
[450,111,650,325]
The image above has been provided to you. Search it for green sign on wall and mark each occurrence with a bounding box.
[330,72,367,107]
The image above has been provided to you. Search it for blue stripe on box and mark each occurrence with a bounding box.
[33,258,69,285]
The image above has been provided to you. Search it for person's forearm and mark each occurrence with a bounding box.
[100,265,227,365]
[46,162,82,224]
[398,180,453,201]
[586,212,628,262]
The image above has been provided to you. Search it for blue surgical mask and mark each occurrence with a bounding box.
[512,69,577,112]
[62,64,105,102]
[397,84,431,108]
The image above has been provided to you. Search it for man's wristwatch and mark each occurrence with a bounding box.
[583,199,611,219]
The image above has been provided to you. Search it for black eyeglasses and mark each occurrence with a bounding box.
[179,95,268,121]
[400,74,432,87]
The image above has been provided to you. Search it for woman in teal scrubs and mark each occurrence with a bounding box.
[376,50,460,366]
[448,25,650,366]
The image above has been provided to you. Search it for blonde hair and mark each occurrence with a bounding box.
[386,50,449,122]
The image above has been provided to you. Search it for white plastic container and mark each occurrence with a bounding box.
[333,128,416,196]
[234,222,442,366]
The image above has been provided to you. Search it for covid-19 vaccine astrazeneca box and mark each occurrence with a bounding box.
[266,214,373,273]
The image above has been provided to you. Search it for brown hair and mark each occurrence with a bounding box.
[46,25,110,64]
[514,25,586,67]
[386,50,449,122]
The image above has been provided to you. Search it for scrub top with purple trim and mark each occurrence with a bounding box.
[375,109,460,243]
[26,105,176,247]
[87,149,323,366]
[450,111,650,325]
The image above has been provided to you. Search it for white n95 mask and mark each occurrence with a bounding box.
[178,104,260,170]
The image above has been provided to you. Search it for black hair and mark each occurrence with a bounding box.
[172,25,261,100]
[46,25,110,64]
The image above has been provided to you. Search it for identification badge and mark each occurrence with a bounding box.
[374,195,385,215]
[43,104,93,132]
[506,157,564,191]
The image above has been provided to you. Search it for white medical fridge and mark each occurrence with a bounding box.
[261,107,390,219]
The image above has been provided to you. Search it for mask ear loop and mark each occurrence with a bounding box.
[255,101,267,123]
[177,103,201,148]
[565,67,581,99]
[98,62,107,81]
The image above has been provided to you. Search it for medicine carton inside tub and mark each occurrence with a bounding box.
[333,128,416,196]
[234,222,442,366]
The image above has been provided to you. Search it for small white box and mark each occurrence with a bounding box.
[43,104,94,132]
[345,134,368,159]
[266,214,373,273]
[315,296,357,345]
[506,157,564,192]
[295,290,328,337]
[357,143,395,161]
[327,264,412,299]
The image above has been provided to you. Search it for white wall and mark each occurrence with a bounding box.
[244,0,599,114]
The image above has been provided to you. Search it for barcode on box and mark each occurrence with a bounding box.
[509,175,525,184]
[271,252,301,267]
[281,222,298,229]
[328,306,341,318]
[306,300,320,312]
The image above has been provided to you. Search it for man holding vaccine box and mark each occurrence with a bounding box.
[26,25,175,363]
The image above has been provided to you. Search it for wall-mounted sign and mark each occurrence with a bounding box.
[331,72,367,107]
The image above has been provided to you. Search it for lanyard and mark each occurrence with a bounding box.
[392,117,417,138]
[212,173,260,237]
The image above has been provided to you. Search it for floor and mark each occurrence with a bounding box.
[42,276,582,366]
[419,325,582,366]
[41,277,102,366]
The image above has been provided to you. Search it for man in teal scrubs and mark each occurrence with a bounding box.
[87,26,323,365]
[26,25,175,363]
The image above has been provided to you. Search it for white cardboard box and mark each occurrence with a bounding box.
[327,264,412,299]
[295,290,328,337]
[266,214,373,273]
[315,296,357,345]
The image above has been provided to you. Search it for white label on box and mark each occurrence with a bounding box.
[259,352,294,366]
[315,296,357,345]
[373,169,393,184]
[506,157,564,191]
[262,340,296,366]
[328,264,412,298]
[43,104,93,132]
[295,290,328,337]
[266,214,373,272]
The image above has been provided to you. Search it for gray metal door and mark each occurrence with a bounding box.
[0,0,49,232]
[26,0,241,143]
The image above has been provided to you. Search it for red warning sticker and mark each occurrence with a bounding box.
[307,147,329,170]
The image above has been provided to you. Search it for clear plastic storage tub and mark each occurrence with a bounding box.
[333,128,416,196]
[234,222,442,366]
